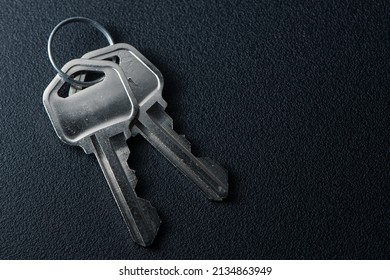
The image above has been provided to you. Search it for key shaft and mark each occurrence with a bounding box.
[92,132,160,246]
[134,104,228,200]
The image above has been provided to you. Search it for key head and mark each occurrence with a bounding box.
[43,59,137,153]
[81,43,166,112]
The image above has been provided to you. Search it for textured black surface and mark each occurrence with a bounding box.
[0,0,389,259]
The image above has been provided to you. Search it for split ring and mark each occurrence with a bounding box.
[47,17,114,87]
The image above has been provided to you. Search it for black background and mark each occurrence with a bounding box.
[0,0,389,259]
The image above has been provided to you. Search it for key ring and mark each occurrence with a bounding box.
[47,17,114,87]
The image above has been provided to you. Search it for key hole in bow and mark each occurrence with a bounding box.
[57,70,106,98]
[103,55,120,65]
[107,56,120,64]
[103,56,136,88]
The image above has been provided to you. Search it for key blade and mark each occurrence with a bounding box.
[134,104,228,201]
[92,132,160,246]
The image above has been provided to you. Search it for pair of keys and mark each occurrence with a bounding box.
[43,20,228,247]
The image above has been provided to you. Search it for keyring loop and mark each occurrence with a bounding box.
[47,17,114,87]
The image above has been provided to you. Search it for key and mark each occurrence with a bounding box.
[75,44,228,201]
[43,58,160,246]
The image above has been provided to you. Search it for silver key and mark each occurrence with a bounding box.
[77,44,228,201]
[43,58,160,246]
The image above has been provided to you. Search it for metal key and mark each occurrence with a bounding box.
[43,58,160,246]
[75,44,228,201]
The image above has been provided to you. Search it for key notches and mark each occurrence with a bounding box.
[47,17,114,87]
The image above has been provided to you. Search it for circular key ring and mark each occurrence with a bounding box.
[47,17,114,87]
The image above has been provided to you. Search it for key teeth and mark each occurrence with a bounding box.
[150,106,191,151]
[158,111,173,129]
[131,198,161,247]
[156,110,190,151]
[115,143,138,189]
[127,170,138,190]
[199,157,229,200]
[179,134,191,151]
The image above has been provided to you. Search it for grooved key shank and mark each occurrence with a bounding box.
[134,103,228,200]
[92,133,160,246]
